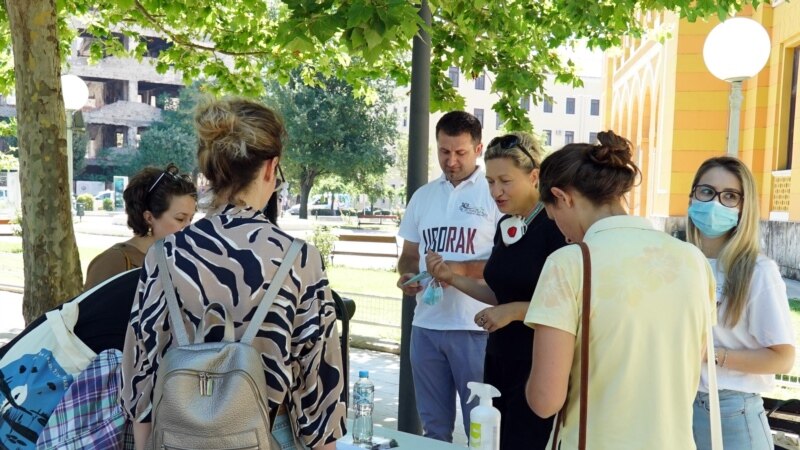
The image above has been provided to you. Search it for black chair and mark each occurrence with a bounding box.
[332,289,356,406]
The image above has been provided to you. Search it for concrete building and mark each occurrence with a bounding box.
[0,29,183,171]
[604,5,800,277]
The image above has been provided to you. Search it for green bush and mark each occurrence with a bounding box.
[310,225,337,264]
[102,198,114,211]
[76,194,94,212]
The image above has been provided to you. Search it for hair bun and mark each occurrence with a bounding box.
[195,100,239,150]
[589,130,633,169]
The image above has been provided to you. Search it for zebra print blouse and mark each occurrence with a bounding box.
[120,205,347,447]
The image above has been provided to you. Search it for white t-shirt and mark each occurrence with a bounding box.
[699,255,795,394]
[398,169,500,330]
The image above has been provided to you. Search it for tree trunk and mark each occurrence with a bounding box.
[6,0,84,323]
[299,170,316,220]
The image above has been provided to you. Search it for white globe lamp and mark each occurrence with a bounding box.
[61,74,89,200]
[702,18,771,155]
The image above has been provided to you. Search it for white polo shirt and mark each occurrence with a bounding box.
[399,169,500,330]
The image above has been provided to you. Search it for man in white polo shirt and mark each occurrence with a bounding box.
[397,111,500,442]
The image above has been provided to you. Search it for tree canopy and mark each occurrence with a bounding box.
[265,75,397,218]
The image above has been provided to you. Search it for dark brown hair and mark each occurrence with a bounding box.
[539,130,640,205]
[124,165,197,236]
[195,97,286,206]
[435,111,482,145]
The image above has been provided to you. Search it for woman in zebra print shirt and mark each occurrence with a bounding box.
[120,97,346,450]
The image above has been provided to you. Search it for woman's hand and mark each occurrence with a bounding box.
[425,250,454,285]
[474,303,521,333]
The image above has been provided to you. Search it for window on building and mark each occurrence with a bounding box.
[115,132,125,147]
[448,67,460,87]
[520,96,530,111]
[566,97,576,115]
[590,99,600,116]
[496,112,504,130]
[543,98,553,113]
[543,130,552,146]
[474,108,484,128]
[589,132,598,143]
[403,106,408,127]
[787,47,799,170]
[564,131,574,144]
[475,73,485,90]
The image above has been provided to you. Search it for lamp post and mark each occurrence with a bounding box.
[702,17,771,157]
[61,74,89,200]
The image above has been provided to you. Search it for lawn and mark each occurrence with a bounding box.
[326,265,399,298]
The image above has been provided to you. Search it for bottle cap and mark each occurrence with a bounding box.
[359,370,369,378]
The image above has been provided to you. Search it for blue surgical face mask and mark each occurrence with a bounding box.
[422,279,443,306]
[688,200,740,238]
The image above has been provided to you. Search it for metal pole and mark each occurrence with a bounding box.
[727,80,743,157]
[65,111,74,200]
[398,0,431,436]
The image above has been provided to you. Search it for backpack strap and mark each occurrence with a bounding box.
[156,239,190,347]
[241,239,305,345]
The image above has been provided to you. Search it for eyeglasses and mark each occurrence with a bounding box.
[275,163,285,190]
[691,184,743,208]
[487,135,536,166]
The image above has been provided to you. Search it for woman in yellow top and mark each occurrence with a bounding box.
[524,131,715,449]
[84,165,196,289]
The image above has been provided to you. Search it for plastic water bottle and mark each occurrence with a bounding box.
[352,370,374,447]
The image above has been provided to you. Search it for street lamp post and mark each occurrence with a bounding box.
[702,17,771,157]
[61,74,89,200]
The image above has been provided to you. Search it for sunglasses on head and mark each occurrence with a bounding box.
[147,164,182,196]
[488,135,536,166]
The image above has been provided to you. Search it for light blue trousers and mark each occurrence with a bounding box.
[410,326,488,443]
[693,390,773,450]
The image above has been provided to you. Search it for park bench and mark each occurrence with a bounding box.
[764,396,800,450]
[331,233,400,261]
[357,213,399,226]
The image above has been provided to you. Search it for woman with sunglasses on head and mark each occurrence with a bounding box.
[687,157,794,450]
[426,131,566,449]
[121,97,346,450]
[84,164,197,290]
[524,131,715,449]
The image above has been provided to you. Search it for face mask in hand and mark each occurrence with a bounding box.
[688,200,740,238]
[422,279,443,306]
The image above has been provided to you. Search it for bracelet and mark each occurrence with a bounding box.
[719,349,729,368]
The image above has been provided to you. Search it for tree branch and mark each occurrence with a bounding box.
[132,0,273,57]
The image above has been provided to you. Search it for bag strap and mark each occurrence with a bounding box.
[706,293,723,449]
[156,239,190,347]
[551,242,591,450]
[156,238,305,347]
[241,239,304,345]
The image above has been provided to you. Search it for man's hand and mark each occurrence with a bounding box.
[397,273,424,296]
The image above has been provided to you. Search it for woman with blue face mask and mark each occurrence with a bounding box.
[688,156,795,450]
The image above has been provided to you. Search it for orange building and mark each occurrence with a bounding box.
[604,5,799,226]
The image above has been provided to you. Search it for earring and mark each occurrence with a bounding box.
[147,227,153,237]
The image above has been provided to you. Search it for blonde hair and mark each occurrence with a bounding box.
[485,131,544,172]
[687,157,760,327]
[195,97,286,207]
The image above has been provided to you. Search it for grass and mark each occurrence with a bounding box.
[326,265,399,298]
[0,237,109,283]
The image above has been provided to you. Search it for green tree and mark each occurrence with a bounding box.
[265,76,396,219]
[0,0,765,320]
[126,86,201,176]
